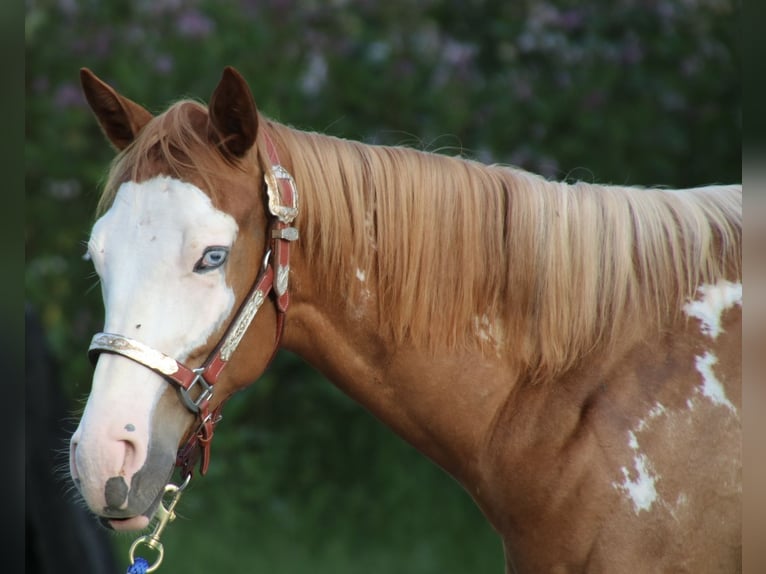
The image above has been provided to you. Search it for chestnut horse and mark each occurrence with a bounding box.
[70,67,742,572]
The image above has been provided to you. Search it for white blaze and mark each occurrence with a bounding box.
[74,176,240,490]
[89,176,239,356]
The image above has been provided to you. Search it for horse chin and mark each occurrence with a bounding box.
[105,515,151,532]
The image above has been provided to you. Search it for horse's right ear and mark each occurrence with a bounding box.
[208,66,259,159]
[79,68,153,151]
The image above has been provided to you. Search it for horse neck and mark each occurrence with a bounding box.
[266,122,741,485]
[280,276,514,487]
[271,125,514,484]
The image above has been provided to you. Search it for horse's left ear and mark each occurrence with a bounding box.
[80,68,154,151]
[208,67,259,159]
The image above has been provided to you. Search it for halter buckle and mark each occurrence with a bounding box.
[178,367,213,414]
[265,165,299,224]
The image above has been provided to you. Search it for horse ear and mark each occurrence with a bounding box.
[79,68,153,151]
[208,66,259,159]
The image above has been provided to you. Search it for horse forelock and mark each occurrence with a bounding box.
[98,100,261,221]
[269,123,742,381]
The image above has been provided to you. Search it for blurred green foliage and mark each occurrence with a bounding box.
[26,0,739,572]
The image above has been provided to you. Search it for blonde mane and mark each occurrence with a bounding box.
[268,122,741,379]
[97,102,742,381]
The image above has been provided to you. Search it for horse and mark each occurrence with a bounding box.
[70,67,742,573]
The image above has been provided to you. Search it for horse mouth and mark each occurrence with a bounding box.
[104,515,152,531]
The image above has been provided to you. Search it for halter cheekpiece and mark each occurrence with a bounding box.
[87,132,298,477]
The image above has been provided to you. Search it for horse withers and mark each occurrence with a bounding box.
[70,67,741,572]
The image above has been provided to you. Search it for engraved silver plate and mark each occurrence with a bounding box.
[265,165,299,224]
[89,332,180,375]
[220,289,266,361]
[275,265,289,297]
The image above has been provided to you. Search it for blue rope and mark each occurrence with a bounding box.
[126,557,150,574]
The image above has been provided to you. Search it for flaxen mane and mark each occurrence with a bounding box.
[99,101,742,380]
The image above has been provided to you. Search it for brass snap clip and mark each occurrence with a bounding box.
[127,474,192,572]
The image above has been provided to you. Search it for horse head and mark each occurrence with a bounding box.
[69,67,290,530]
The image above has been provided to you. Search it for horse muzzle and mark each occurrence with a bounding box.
[69,416,179,531]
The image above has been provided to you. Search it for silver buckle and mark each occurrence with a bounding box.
[265,165,299,224]
[178,367,213,413]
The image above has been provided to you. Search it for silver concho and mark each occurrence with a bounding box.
[265,165,299,224]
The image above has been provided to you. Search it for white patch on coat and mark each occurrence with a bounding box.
[693,351,737,413]
[473,314,505,350]
[613,403,667,515]
[636,403,666,432]
[665,492,689,523]
[683,280,742,339]
[348,263,373,321]
[615,431,660,514]
[617,454,659,514]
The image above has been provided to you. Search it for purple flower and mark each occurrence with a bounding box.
[300,53,327,96]
[53,83,85,109]
[32,76,50,94]
[556,9,584,31]
[621,36,644,65]
[442,39,477,67]
[176,9,215,38]
[681,57,701,77]
[513,78,533,102]
[92,30,112,59]
[142,0,184,16]
[57,0,78,17]
[154,54,174,75]
[584,89,606,111]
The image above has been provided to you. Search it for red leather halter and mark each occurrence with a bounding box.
[87,133,298,478]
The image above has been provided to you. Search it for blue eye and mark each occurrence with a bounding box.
[194,246,229,272]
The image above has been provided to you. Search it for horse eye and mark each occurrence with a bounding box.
[194,246,229,272]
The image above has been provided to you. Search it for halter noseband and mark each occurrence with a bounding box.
[87,133,298,477]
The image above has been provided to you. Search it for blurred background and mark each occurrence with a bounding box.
[25,1,740,572]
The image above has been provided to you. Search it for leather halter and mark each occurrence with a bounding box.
[87,133,298,477]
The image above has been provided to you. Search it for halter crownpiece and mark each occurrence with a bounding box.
[87,131,298,477]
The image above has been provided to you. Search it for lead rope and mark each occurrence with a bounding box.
[124,474,191,573]
[126,558,149,574]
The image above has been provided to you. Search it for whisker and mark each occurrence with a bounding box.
[85,276,101,296]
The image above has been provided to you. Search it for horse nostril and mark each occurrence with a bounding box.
[121,438,139,475]
[104,475,129,509]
